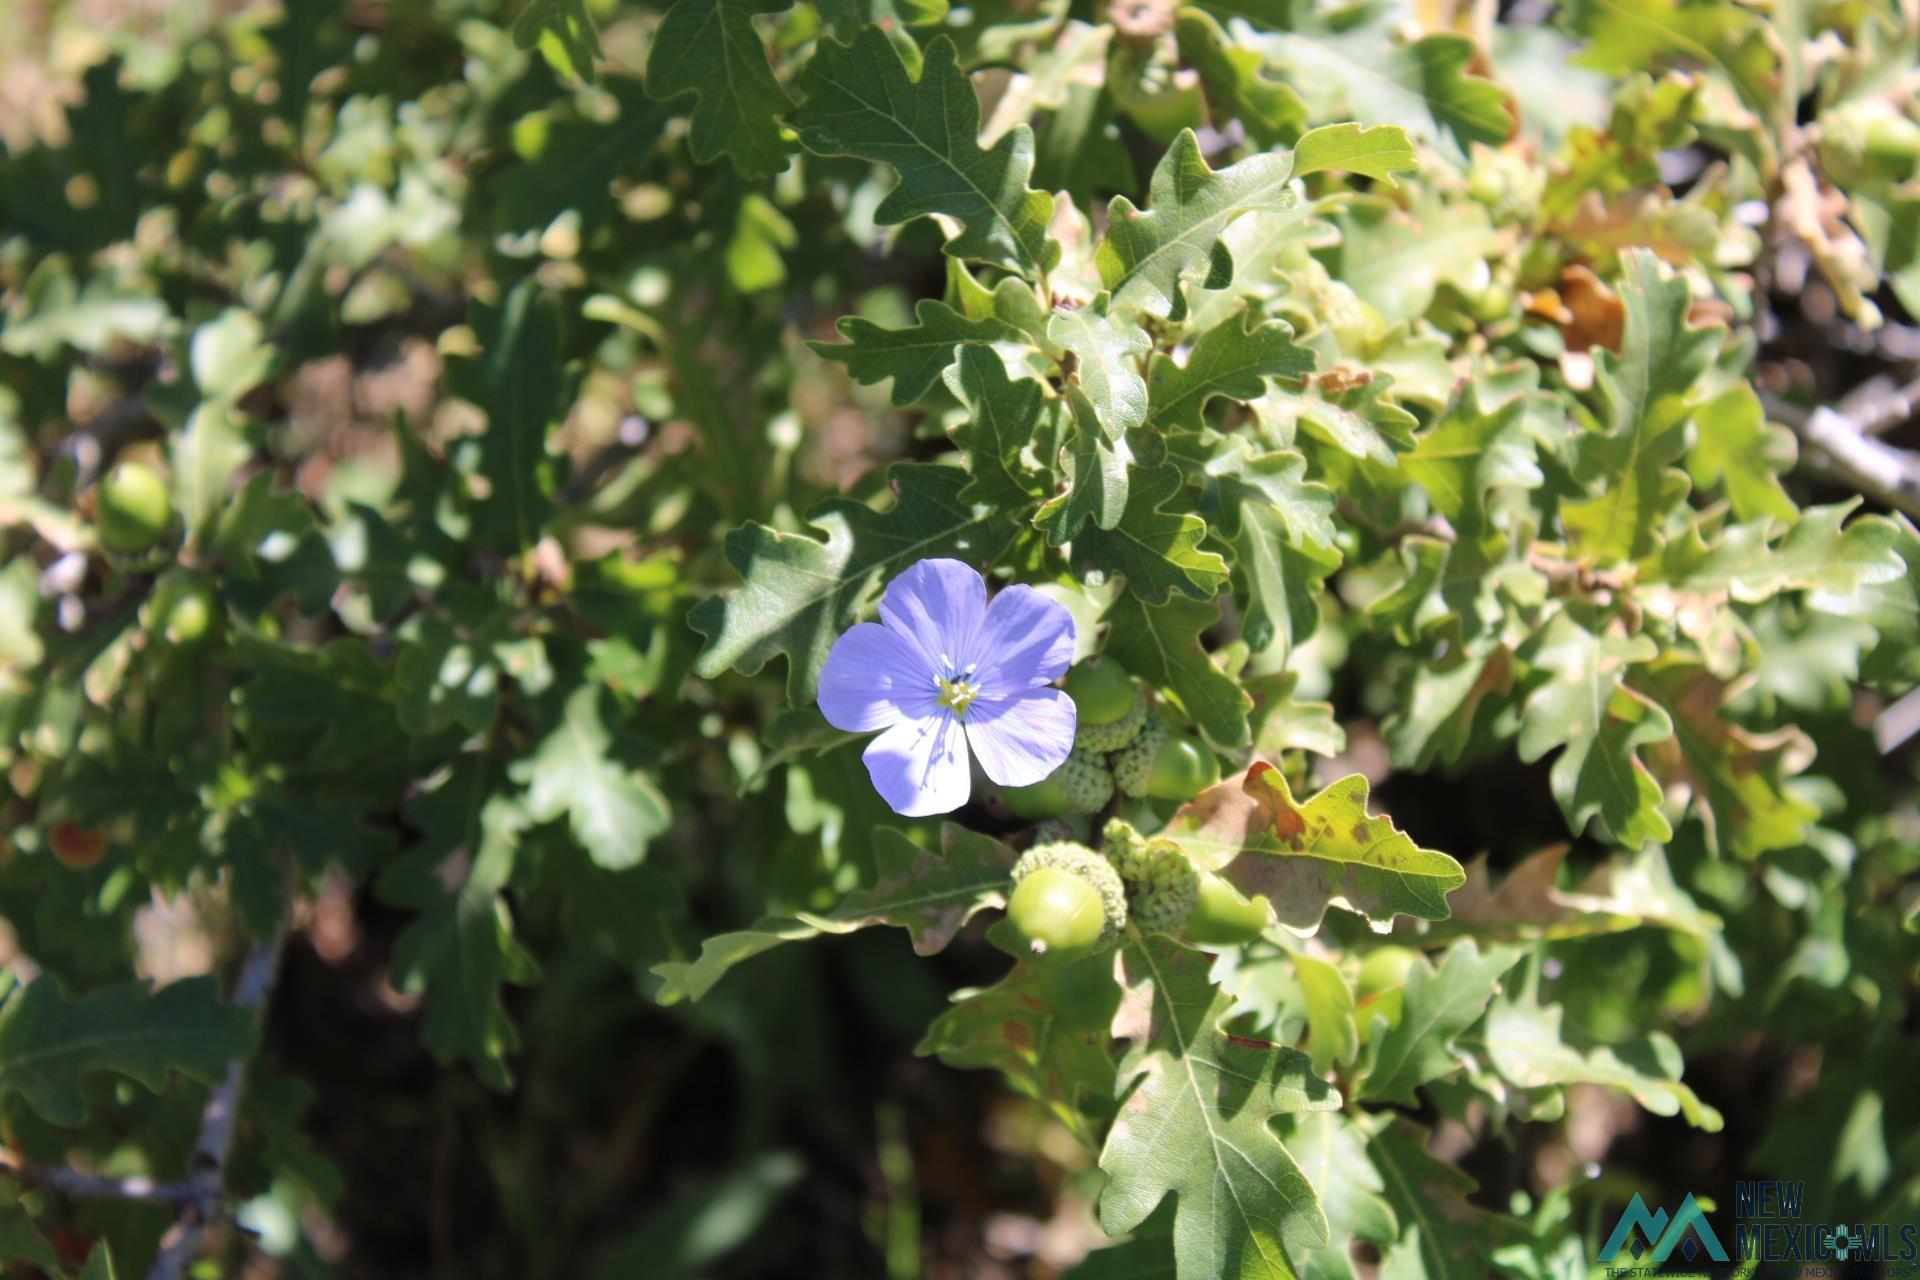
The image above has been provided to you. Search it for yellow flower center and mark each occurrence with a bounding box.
[936,674,979,718]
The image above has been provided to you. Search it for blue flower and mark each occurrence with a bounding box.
[818,558,1077,816]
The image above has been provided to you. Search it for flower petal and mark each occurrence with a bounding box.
[863,709,973,816]
[879,558,987,676]
[818,622,932,732]
[965,688,1076,788]
[972,584,1076,694]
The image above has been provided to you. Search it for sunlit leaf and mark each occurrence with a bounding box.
[1098,935,1340,1280]
[654,825,1016,1003]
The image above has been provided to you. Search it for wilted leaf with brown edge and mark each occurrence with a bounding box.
[1440,845,1721,941]
[1559,250,1720,563]
[1552,264,1624,353]
[1637,660,1819,859]
[1162,762,1467,930]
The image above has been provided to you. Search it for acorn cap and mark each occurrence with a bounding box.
[1076,685,1148,752]
[1127,839,1200,934]
[1057,747,1116,813]
[1112,714,1169,797]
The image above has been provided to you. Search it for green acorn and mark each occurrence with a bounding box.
[146,571,217,647]
[1076,685,1147,752]
[1111,715,1220,802]
[1184,875,1271,944]
[96,462,172,554]
[1057,747,1115,813]
[1007,841,1129,964]
[1355,946,1421,1042]
[1064,657,1136,725]
[1112,714,1169,797]
[1148,732,1221,801]
[1002,776,1071,820]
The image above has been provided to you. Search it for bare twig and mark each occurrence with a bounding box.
[1766,389,1920,520]
[1835,373,1920,437]
[1795,406,1920,520]
[0,1151,202,1205]
[144,923,290,1280]
[1877,686,1920,754]
[0,923,290,1273]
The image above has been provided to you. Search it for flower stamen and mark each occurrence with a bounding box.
[936,674,980,718]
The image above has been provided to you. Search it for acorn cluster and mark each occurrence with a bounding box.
[1002,822,1275,966]
[88,460,220,648]
[1001,657,1221,820]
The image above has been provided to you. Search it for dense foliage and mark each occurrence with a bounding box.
[1,0,1918,1276]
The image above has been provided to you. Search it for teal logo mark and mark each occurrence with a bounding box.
[1599,1193,1730,1264]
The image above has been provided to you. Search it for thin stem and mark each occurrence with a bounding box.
[144,922,290,1280]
